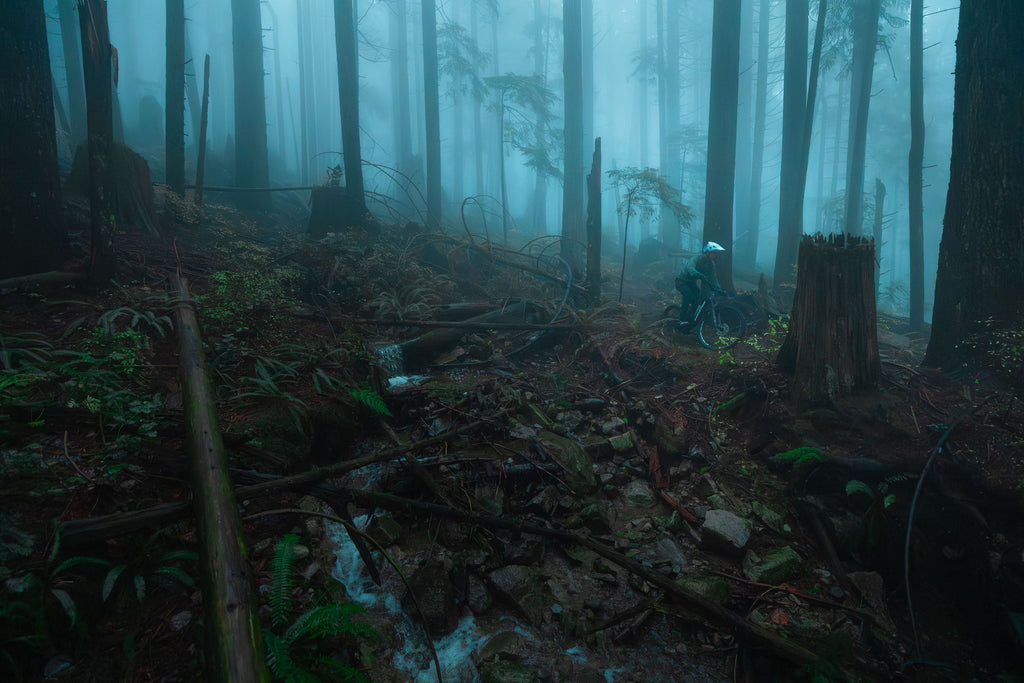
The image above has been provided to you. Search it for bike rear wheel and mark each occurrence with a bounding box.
[697,305,746,350]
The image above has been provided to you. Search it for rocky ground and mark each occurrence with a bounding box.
[2,193,1024,682]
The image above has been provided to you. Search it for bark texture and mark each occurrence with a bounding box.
[231,0,271,210]
[778,234,880,407]
[561,0,585,274]
[422,0,442,227]
[0,0,64,278]
[335,0,365,210]
[173,275,268,681]
[924,1,1024,369]
[702,0,741,291]
[165,0,185,195]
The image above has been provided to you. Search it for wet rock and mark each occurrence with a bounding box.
[537,431,596,491]
[751,500,787,534]
[503,536,544,565]
[523,485,560,516]
[608,433,634,453]
[742,546,802,584]
[579,500,613,534]
[477,629,525,662]
[678,575,731,606]
[701,509,752,555]
[480,659,540,683]
[621,480,657,507]
[368,514,404,547]
[655,537,687,574]
[402,563,459,638]
[487,565,547,625]
[599,417,627,435]
[582,436,614,461]
[465,573,492,614]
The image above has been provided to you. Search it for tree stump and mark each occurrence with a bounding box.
[777,233,880,407]
[307,185,368,238]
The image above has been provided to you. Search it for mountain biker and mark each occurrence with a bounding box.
[675,241,726,322]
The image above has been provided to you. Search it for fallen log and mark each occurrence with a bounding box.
[398,301,534,368]
[173,275,267,681]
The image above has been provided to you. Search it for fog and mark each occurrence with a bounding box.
[44,0,959,318]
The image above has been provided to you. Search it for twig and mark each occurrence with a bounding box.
[905,397,991,659]
[62,431,96,484]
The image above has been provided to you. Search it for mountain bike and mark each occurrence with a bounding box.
[662,290,747,350]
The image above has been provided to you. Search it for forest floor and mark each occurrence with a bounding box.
[2,191,1024,683]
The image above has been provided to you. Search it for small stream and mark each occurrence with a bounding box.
[324,514,494,682]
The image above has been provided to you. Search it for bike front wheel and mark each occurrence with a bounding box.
[697,305,746,350]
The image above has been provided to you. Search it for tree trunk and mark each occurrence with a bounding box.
[470,2,485,193]
[335,0,365,211]
[231,0,271,211]
[872,178,885,295]
[531,0,549,234]
[422,0,442,227]
[0,0,64,279]
[195,54,211,207]
[771,0,808,290]
[733,0,753,269]
[165,0,185,195]
[57,0,87,147]
[737,0,770,272]
[777,234,880,408]
[658,0,681,251]
[78,0,116,287]
[582,0,593,162]
[182,23,202,148]
[843,0,881,236]
[173,275,268,682]
[297,0,311,185]
[924,1,1024,370]
[561,0,585,273]
[702,0,741,291]
[908,0,925,332]
[586,137,602,304]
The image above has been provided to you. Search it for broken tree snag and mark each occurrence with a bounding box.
[586,137,602,305]
[172,274,267,681]
[777,233,880,407]
[307,185,370,238]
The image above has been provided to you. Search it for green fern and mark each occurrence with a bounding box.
[349,388,392,417]
[263,535,375,682]
[270,535,300,630]
[771,446,823,467]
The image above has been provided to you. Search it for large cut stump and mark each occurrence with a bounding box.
[777,234,880,407]
[308,185,369,238]
[69,142,160,236]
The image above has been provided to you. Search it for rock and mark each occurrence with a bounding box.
[701,509,752,555]
[402,563,459,638]
[579,500,613,534]
[537,431,596,491]
[608,433,634,453]
[599,417,627,435]
[751,500,787,534]
[677,575,731,605]
[523,485,560,516]
[480,659,540,683]
[465,573,492,614]
[655,537,687,574]
[503,536,544,565]
[621,479,657,507]
[477,629,525,662]
[742,546,803,584]
[487,565,547,625]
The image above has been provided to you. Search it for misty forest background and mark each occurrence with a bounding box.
[22,0,959,318]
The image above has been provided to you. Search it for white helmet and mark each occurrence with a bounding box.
[703,241,726,254]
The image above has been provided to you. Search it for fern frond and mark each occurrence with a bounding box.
[270,534,300,630]
[350,388,392,417]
